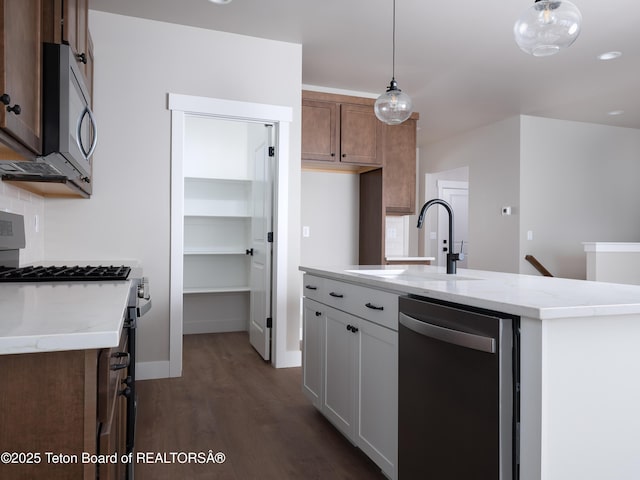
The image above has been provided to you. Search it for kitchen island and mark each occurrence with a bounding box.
[299,264,640,480]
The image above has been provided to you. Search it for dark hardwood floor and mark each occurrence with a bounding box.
[135,332,386,479]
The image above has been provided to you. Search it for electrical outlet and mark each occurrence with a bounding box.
[302,226,310,237]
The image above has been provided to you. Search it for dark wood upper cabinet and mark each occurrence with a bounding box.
[383,119,417,215]
[0,0,43,156]
[302,98,338,162]
[302,91,382,168]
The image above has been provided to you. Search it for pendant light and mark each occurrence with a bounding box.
[514,0,582,57]
[374,0,413,125]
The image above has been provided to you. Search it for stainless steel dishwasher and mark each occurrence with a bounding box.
[398,295,520,479]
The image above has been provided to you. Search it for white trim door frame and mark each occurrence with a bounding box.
[168,93,293,376]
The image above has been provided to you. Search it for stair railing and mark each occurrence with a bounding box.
[525,254,553,277]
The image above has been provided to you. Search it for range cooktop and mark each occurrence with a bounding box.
[0,265,131,282]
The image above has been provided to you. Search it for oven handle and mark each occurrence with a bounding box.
[399,312,496,354]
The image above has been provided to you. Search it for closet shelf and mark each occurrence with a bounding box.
[183,286,250,295]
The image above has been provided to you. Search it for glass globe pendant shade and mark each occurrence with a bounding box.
[514,0,582,57]
[374,79,413,125]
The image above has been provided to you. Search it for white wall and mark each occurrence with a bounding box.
[421,115,640,279]
[0,183,44,266]
[519,116,640,279]
[300,171,359,266]
[41,11,302,371]
[420,117,521,273]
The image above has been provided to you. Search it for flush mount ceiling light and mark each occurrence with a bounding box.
[208,0,232,4]
[514,0,582,57]
[374,0,413,125]
[598,51,622,60]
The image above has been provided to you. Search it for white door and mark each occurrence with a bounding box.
[437,181,469,268]
[248,124,274,360]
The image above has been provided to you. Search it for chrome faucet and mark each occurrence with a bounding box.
[417,198,460,274]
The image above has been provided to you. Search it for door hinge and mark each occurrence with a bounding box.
[268,146,275,157]
[267,232,273,242]
[266,317,272,328]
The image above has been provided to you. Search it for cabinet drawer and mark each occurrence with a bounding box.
[345,284,398,330]
[322,278,398,330]
[303,275,324,302]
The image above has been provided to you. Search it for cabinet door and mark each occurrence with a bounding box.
[62,0,87,59]
[322,307,358,440]
[301,99,339,162]
[340,103,382,166]
[0,0,42,154]
[383,119,417,214]
[356,319,398,479]
[302,298,324,408]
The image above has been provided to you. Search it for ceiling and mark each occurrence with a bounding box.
[88,0,640,147]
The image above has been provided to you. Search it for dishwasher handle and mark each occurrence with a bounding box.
[399,312,496,354]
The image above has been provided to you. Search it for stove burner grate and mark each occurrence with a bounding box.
[0,265,131,282]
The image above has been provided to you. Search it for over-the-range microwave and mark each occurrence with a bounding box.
[41,42,97,182]
[0,43,97,194]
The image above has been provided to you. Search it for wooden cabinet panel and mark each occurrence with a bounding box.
[340,103,382,166]
[0,330,128,479]
[359,168,385,265]
[0,0,43,155]
[383,119,417,214]
[0,349,98,479]
[302,91,382,168]
[302,99,338,162]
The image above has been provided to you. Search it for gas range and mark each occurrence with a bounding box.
[0,264,132,282]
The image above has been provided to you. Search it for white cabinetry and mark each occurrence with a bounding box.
[302,275,398,480]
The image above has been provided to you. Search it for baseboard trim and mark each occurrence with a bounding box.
[137,360,172,380]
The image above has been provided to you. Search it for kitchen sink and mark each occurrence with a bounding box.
[345,269,479,282]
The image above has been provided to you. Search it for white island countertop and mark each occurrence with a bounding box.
[0,280,132,355]
[300,264,640,320]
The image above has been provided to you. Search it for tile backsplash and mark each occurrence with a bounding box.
[0,182,44,265]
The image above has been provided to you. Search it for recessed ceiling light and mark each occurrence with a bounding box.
[598,51,622,60]
[607,110,625,116]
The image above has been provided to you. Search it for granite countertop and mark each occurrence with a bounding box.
[299,264,640,320]
[0,280,132,355]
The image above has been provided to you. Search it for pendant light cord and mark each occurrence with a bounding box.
[392,0,396,81]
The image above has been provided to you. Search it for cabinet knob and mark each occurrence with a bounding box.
[346,324,359,333]
[6,104,21,115]
[1,94,20,115]
[315,311,322,317]
[330,153,336,157]
[246,248,254,256]
[341,153,346,158]
[76,52,87,64]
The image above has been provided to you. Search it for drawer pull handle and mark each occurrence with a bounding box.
[305,285,318,290]
[329,292,344,298]
[110,351,130,371]
[365,302,384,311]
